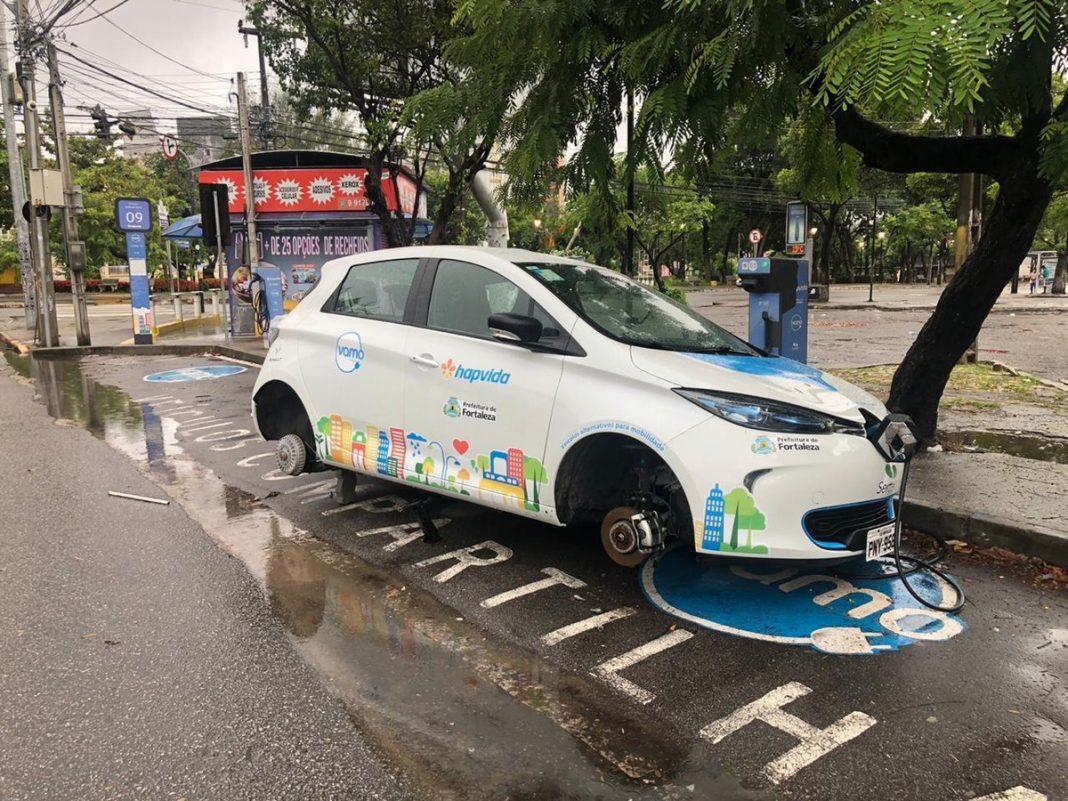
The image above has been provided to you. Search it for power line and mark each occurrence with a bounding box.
[54,0,131,29]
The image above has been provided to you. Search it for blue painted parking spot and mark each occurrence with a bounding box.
[641,548,966,655]
[144,365,248,383]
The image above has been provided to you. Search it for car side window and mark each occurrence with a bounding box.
[427,259,563,341]
[330,258,420,322]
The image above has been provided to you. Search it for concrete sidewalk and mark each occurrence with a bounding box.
[690,281,1068,313]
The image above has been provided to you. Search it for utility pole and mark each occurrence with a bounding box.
[624,86,635,276]
[236,72,259,269]
[15,0,58,346]
[868,194,878,303]
[0,6,34,328]
[953,118,980,362]
[46,39,89,345]
[238,22,272,148]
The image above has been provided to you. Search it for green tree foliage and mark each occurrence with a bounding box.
[246,0,503,247]
[455,0,1068,440]
[53,137,183,277]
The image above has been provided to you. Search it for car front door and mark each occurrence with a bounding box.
[296,256,421,473]
[403,258,569,519]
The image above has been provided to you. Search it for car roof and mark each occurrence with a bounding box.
[318,245,591,285]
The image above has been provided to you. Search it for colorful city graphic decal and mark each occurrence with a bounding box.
[315,414,548,512]
[699,484,769,554]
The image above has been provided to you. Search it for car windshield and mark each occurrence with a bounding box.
[517,261,758,354]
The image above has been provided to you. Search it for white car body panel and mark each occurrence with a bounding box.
[253,245,900,561]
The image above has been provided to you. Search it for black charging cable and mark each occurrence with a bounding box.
[249,272,271,335]
[847,459,966,613]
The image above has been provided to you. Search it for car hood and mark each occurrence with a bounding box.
[630,348,887,422]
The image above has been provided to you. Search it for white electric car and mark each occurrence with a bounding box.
[252,246,907,566]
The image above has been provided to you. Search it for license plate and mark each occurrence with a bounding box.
[865,523,896,561]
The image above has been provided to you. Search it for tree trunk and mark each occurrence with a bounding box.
[888,159,1052,441]
[837,225,855,282]
[363,153,414,248]
[426,170,466,245]
[720,223,738,284]
[1053,231,1067,294]
[818,204,838,286]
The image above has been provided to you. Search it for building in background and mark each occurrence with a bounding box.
[177,116,231,166]
[118,109,159,160]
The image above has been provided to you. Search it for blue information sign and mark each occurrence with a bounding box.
[115,198,153,232]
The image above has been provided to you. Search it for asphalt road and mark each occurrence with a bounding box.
[2,352,1065,801]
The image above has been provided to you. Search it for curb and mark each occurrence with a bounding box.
[29,343,265,365]
[901,498,1068,568]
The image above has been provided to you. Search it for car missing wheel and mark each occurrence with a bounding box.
[252,246,902,565]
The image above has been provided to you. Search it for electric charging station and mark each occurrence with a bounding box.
[737,256,810,363]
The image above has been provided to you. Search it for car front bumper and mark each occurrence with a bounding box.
[668,416,901,561]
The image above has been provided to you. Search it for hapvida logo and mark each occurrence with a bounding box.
[440,359,457,378]
[451,364,511,385]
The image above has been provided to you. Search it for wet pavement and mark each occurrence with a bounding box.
[1,352,1065,800]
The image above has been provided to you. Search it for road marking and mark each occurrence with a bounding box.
[322,503,356,516]
[540,608,637,646]
[237,452,273,467]
[778,574,893,620]
[299,493,332,505]
[966,788,1047,801]
[356,519,450,552]
[480,567,586,608]
[182,421,232,434]
[591,629,694,705]
[195,428,251,443]
[285,479,334,497]
[415,540,513,583]
[699,682,877,784]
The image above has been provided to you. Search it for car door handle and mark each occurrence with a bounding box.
[409,354,439,368]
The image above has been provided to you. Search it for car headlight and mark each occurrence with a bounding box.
[674,388,864,435]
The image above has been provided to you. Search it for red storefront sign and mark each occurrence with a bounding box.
[198,167,419,215]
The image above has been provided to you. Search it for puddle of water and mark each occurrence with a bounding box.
[939,429,1068,464]
[3,352,755,801]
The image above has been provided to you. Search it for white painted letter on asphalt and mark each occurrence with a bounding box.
[591,629,693,705]
[415,540,513,582]
[965,788,1047,801]
[540,607,637,646]
[356,519,451,552]
[699,681,877,784]
[480,568,586,608]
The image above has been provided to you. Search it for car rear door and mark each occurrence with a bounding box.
[295,256,421,472]
[402,257,567,518]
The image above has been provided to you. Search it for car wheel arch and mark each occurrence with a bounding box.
[553,431,691,535]
[253,379,315,448]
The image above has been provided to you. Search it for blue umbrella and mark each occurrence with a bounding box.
[162,214,203,240]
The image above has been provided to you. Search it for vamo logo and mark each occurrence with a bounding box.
[335,331,365,373]
[440,358,511,385]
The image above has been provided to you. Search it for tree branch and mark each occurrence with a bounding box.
[831,107,1021,182]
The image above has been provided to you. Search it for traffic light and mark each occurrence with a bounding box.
[90,105,111,139]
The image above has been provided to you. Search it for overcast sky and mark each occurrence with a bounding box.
[10,0,265,130]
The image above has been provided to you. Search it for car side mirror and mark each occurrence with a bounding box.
[488,312,542,344]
